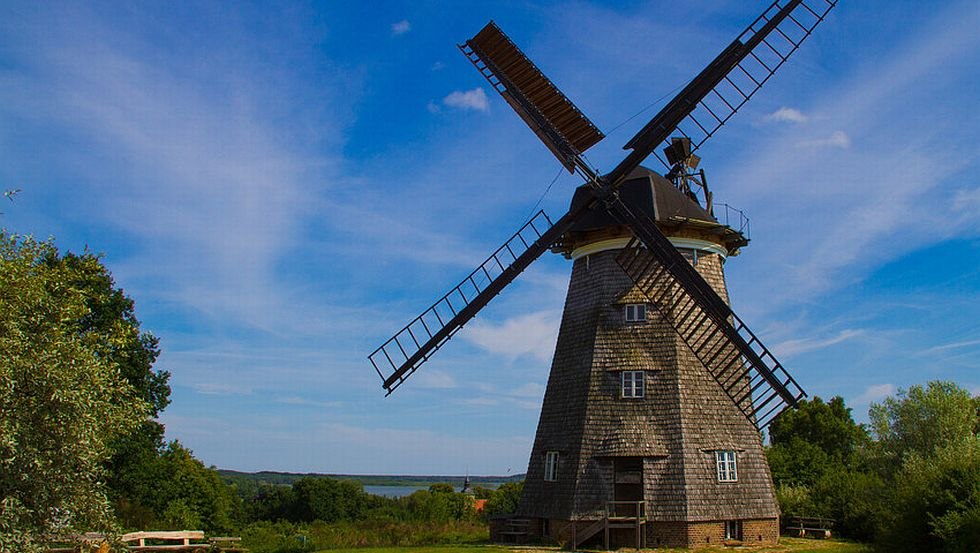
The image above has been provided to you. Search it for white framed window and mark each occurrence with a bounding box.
[625,303,647,322]
[621,371,645,398]
[544,451,559,481]
[716,450,737,482]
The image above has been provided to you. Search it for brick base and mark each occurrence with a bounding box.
[646,518,779,549]
[498,517,780,549]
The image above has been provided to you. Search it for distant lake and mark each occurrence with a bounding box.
[364,485,428,497]
[364,482,503,498]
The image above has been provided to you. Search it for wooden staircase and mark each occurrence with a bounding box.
[499,518,534,543]
[556,501,647,550]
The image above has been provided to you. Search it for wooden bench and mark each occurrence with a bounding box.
[208,537,245,553]
[787,516,835,539]
[48,531,244,552]
[122,531,209,551]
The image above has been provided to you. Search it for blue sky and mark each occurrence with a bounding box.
[1,1,978,475]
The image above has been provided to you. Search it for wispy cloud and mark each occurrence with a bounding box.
[919,339,980,354]
[413,369,457,390]
[442,88,489,112]
[851,383,896,406]
[774,329,863,357]
[765,107,808,124]
[463,310,560,362]
[797,130,850,149]
[193,382,254,396]
[391,20,411,35]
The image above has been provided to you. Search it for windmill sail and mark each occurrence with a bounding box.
[369,1,837,400]
[370,211,571,395]
[609,208,806,429]
[460,21,604,172]
[607,0,837,185]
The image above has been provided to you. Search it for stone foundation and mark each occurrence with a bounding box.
[647,518,779,549]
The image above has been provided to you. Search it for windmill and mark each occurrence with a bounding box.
[369,0,837,548]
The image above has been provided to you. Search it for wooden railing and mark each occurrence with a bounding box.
[787,516,835,538]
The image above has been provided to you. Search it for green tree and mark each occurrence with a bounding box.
[138,442,239,533]
[870,381,979,552]
[292,477,369,523]
[484,481,523,517]
[766,396,879,539]
[769,396,867,463]
[0,234,149,552]
[877,438,980,553]
[49,249,173,526]
[428,483,456,494]
[870,381,977,470]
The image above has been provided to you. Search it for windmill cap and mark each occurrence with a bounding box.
[554,166,749,258]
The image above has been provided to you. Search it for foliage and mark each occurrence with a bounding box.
[131,441,240,532]
[869,381,977,471]
[810,469,883,541]
[469,486,494,500]
[0,233,149,551]
[767,396,879,540]
[54,248,175,529]
[770,397,868,462]
[482,482,523,518]
[870,382,979,553]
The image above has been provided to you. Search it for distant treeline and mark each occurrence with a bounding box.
[218,469,525,489]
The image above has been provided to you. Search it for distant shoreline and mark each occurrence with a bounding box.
[219,469,525,488]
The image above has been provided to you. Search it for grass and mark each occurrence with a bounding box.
[313,538,872,553]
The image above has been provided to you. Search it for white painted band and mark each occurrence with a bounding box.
[569,236,728,260]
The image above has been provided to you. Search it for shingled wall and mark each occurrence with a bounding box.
[516,170,779,548]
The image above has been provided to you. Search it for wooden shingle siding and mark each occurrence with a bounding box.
[516,170,779,542]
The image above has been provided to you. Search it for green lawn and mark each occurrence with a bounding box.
[316,538,871,553]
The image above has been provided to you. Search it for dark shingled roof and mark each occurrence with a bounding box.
[556,166,748,256]
[566,166,716,234]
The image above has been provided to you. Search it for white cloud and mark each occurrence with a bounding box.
[774,329,863,357]
[510,382,545,398]
[463,310,560,362]
[765,107,808,124]
[852,383,896,406]
[442,88,489,112]
[797,130,850,149]
[193,382,254,396]
[919,339,980,354]
[391,20,411,35]
[953,187,980,213]
[413,369,457,390]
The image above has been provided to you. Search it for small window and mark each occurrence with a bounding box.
[625,303,647,322]
[544,451,559,481]
[725,520,742,541]
[621,371,645,398]
[716,451,737,482]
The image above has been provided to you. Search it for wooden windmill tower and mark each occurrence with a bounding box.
[369,0,837,549]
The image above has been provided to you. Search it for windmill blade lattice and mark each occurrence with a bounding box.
[370,211,570,395]
[622,0,837,174]
[369,0,837,399]
[614,238,805,430]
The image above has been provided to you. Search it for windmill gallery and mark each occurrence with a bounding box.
[370,0,838,549]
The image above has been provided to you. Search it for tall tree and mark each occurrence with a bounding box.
[870,381,979,552]
[870,380,977,467]
[0,233,149,552]
[54,251,174,526]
